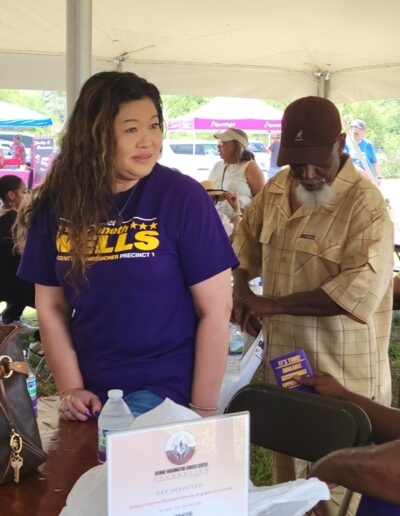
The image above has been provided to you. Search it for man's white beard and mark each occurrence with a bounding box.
[295,182,334,209]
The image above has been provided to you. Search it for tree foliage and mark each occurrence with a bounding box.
[161,95,210,120]
[0,89,66,130]
[1,89,400,177]
[341,99,400,178]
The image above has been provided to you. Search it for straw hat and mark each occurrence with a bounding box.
[200,180,226,197]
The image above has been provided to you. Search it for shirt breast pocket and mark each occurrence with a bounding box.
[294,237,342,282]
[259,226,274,259]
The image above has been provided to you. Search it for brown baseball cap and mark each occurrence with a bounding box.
[277,96,342,166]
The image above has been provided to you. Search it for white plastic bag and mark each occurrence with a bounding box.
[217,330,264,414]
[248,478,330,516]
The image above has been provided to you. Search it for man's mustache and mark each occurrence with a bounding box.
[299,178,327,186]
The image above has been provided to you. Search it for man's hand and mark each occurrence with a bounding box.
[295,369,348,399]
[232,293,272,336]
[232,268,265,335]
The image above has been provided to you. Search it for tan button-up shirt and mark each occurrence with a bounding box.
[234,159,393,404]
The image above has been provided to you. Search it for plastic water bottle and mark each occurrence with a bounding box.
[227,324,246,377]
[24,351,37,418]
[97,389,134,463]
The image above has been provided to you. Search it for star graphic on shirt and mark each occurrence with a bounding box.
[131,221,138,229]
[150,222,158,229]
[139,223,147,229]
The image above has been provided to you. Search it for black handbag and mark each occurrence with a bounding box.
[0,325,46,484]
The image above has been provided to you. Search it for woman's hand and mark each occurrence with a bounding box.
[59,388,102,421]
[224,191,240,213]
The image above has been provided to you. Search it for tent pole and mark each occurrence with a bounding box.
[66,0,92,117]
[314,70,331,98]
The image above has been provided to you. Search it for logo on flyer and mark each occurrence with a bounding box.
[165,431,196,465]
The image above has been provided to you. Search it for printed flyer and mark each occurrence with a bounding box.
[107,413,249,515]
[270,349,314,392]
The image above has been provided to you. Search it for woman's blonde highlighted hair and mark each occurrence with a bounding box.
[15,71,164,289]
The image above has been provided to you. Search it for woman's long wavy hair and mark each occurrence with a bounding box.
[15,71,164,289]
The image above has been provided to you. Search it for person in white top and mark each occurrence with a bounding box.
[208,128,264,219]
[200,180,242,241]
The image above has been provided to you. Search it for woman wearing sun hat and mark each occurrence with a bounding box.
[208,128,264,220]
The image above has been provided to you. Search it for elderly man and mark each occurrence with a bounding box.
[232,96,393,491]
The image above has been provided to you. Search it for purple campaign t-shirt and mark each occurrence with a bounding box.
[357,495,400,515]
[18,164,239,404]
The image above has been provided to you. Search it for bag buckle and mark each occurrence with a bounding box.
[0,355,13,378]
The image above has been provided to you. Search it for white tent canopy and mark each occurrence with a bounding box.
[167,97,283,132]
[1,0,400,102]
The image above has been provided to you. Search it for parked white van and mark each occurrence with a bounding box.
[159,140,220,181]
[248,141,270,173]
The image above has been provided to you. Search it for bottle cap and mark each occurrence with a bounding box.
[108,389,123,399]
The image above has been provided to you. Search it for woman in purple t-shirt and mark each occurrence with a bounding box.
[16,72,238,421]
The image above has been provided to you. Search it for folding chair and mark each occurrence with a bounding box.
[28,343,53,385]
[225,383,372,516]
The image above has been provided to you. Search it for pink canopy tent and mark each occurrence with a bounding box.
[167,97,283,133]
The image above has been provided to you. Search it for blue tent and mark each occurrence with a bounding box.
[0,101,52,127]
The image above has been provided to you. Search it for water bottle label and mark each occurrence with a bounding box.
[26,376,37,417]
[98,428,111,462]
[27,377,36,395]
[229,340,244,355]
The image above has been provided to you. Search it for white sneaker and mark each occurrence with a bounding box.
[8,319,38,335]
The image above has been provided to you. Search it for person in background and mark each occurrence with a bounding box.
[200,180,242,241]
[344,119,382,183]
[394,271,400,297]
[16,71,238,422]
[231,96,393,512]
[267,133,281,179]
[0,148,5,169]
[0,175,37,334]
[208,128,264,220]
[297,370,400,515]
[12,134,26,164]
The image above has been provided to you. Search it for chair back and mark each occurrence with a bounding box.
[225,383,371,463]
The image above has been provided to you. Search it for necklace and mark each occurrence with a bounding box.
[113,182,139,225]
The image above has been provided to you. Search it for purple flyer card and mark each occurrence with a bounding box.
[270,349,314,392]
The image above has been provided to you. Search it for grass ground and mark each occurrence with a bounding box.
[7,304,400,486]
